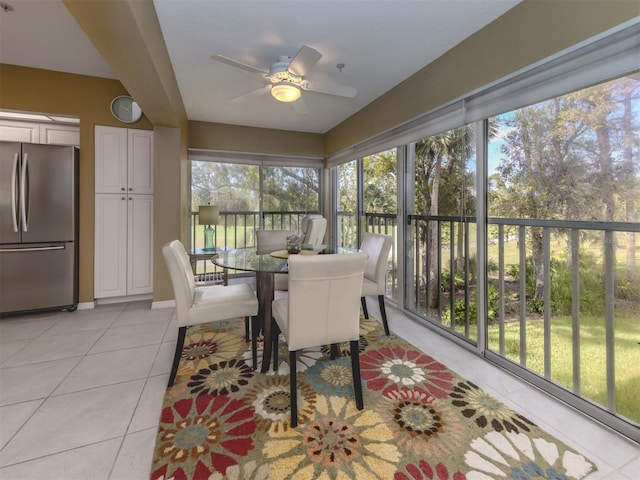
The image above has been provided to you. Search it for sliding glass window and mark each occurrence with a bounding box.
[190,153,322,253]
[486,73,640,427]
[406,126,477,343]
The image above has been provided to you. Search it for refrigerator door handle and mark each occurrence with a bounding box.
[0,245,65,253]
[11,152,19,232]
[20,152,28,232]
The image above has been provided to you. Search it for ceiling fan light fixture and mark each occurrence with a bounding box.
[271,82,301,103]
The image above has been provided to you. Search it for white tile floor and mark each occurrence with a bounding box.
[0,297,637,479]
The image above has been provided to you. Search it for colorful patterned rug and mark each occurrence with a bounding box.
[151,316,596,480]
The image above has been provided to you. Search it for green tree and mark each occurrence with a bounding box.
[363,150,397,214]
[414,126,475,308]
[492,75,640,303]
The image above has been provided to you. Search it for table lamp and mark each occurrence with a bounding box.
[198,205,219,252]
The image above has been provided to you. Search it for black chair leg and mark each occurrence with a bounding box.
[251,316,260,371]
[330,343,339,360]
[290,350,298,427]
[272,319,280,372]
[168,326,187,388]
[378,295,390,336]
[361,297,369,319]
[244,316,250,342]
[349,340,364,410]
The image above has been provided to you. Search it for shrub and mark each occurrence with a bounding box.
[442,299,477,326]
[440,269,467,292]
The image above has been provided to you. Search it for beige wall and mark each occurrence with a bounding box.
[325,0,640,155]
[189,121,324,158]
[153,127,183,301]
[0,64,152,305]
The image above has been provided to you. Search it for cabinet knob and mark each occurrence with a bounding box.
[129,187,133,191]
[121,187,125,191]
[121,197,125,200]
[129,197,132,200]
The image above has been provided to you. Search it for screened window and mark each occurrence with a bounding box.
[486,73,640,425]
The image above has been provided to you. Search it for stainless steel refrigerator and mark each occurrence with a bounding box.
[0,142,79,314]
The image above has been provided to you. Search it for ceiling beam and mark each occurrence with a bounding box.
[62,0,186,127]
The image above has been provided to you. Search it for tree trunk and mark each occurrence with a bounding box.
[456,222,465,273]
[623,87,637,282]
[594,103,617,293]
[428,154,442,309]
[531,227,545,300]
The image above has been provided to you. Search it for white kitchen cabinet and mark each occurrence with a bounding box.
[94,193,153,298]
[127,195,154,295]
[94,125,153,299]
[95,126,153,194]
[94,194,128,298]
[0,120,79,145]
[39,124,80,146]
[0,120,41,143]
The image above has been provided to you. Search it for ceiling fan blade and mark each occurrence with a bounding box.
[292,95,309,115]
[212,54,268,76]
[303,80,357,98]
[231,85,271,103]
[288,45,322,77]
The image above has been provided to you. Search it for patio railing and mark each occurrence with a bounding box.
[189,210,320,277]
[406,213,640,436]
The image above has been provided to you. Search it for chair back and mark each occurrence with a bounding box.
[360,233,393,295]
[286,252,367,350]
[301,215,327,244]
[162,240,196,324]
[256,229,294,254]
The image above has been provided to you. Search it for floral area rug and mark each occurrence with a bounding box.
[151,316,596,480]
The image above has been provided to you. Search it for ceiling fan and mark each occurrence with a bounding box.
[212,45,356,114]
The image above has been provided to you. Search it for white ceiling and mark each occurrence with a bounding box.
[1,0,522,133]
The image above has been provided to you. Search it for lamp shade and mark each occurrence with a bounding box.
[198,205,219,225]
[271,82,301,102]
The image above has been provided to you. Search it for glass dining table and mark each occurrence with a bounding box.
[212,244,358,372]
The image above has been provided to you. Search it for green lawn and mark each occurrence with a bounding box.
[485,311,640,424]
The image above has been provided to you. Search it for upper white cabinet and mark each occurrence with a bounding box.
[0,120,79,146]
[0,121,40,143]
[95,126,153,194]
[40,124,80,146]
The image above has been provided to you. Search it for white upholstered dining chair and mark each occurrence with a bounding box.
[162,240,259,387]
[360,233,393,336]
[271,252,368,427]
[300,214,327,245]
[256,229,293,292]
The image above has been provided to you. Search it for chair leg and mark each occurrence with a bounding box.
[361,297,369,319]
[378,295,390,336]
[349,340,364,410]
[289,350,298,427]
[244,316,250,342]
[168,326,187,388]
[330,343,339,360]
[272,319,280,372]
[251,316,260,371]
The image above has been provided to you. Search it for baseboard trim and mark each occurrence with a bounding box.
[77,302,95,310]
[95,294,152,305]
[152,300,175,309]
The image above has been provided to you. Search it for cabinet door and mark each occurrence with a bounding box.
[95,126,127,194]
[40,124,80,146]
[127,194,153,295]
[94,194,127,298]
[128,129,153,194]
[0,120,40,143]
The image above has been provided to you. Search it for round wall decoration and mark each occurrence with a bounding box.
[110,95,143,123]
